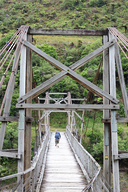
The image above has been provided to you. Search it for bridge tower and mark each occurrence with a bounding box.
[0,26,128,192]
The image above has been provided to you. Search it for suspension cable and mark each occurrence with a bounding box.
[0,26,23,56]
[0,26,29,115]
[108,27,128,59]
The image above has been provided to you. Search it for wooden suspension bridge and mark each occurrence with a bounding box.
[0,26,128,192]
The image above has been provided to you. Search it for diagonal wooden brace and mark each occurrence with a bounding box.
[17,39,118,104]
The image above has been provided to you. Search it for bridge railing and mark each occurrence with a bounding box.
[0,129,51,192]
[66,127,113,192]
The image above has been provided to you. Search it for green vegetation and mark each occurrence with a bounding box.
[0,0,128,189]
[0,0,128,33]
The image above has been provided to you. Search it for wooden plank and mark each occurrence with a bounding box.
[0,151,21,159]
[115,43,128,117]
[114,153,128,160]
[29,28,108,36]
[109,33,120,192]
[18,40,118,104]
[41,132,87,192]
[16,103,119,110]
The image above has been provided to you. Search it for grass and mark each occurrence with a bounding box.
[33,35,101,47]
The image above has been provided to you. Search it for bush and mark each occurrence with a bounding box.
[37,44,57,59]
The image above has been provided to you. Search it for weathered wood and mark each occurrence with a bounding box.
[49,92,67,95]
[18,33,27,192]
[24,34,32,189]
[80,110,85,144]
[70,39,115,70]
[0,116,19,121]
[17,71,67,103]
[0,116,32,122]
[17,39,119,104]
[16,103,119,110]
[67,69,118,104]
[102,118,128,123]
[109,33,120,192]
[103,35,111,186]
[29,28,108,36]
[67,92,71,130]
[22,39,115,71]
[0,151,21,159]
[113,153,128,160]
[41,132,87,192]
[115,43,128,117]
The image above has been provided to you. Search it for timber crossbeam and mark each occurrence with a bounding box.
[28,28,108,36]
[18,39,118,104]
[0,151,21,159]
[113,153,128,160]
[16,103,119,111]
[102,118,128,123]
[0,116,33,122]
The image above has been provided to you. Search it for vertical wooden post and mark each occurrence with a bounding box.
[103,35,111,185]
[80,99,85,144]
[67,92,71,130]
[18,32,27,192]
[24,34,32,188]
[109,33,120,192]
[45,92,49,132]
[38,97,42,145]
[80,110,85,144]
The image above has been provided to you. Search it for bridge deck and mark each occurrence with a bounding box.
[40,132,87,192]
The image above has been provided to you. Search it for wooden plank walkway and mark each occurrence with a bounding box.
[40,132,87,192]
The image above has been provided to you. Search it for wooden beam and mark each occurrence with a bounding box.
[114,153,128,160]
[18,40,118,104]
[24,34,32,186]
[0,151,21,159]
[102,118,128,123]
[0,116,32,122]
[16,103,119,110]
[28,28,108,36]
[70,39,115,70]
[22,39,115,71]
[0,116,19,121]
[109,33,120,192]
[67,69,118,104]
[103,35,111,186]
[18,32,27,191]
[17,71,67,103]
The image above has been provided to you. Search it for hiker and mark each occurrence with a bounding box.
[55,130,61,147]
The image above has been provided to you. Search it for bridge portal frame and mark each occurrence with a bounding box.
[1,27,128,192]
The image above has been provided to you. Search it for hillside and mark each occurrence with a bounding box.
[0,1,128,190]
[0,0,128,34]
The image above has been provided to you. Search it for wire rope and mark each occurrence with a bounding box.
[0,26,29,115]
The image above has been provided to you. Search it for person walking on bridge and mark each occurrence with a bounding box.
[55,130,61,147]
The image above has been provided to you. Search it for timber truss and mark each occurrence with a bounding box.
[0,26,128,192]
